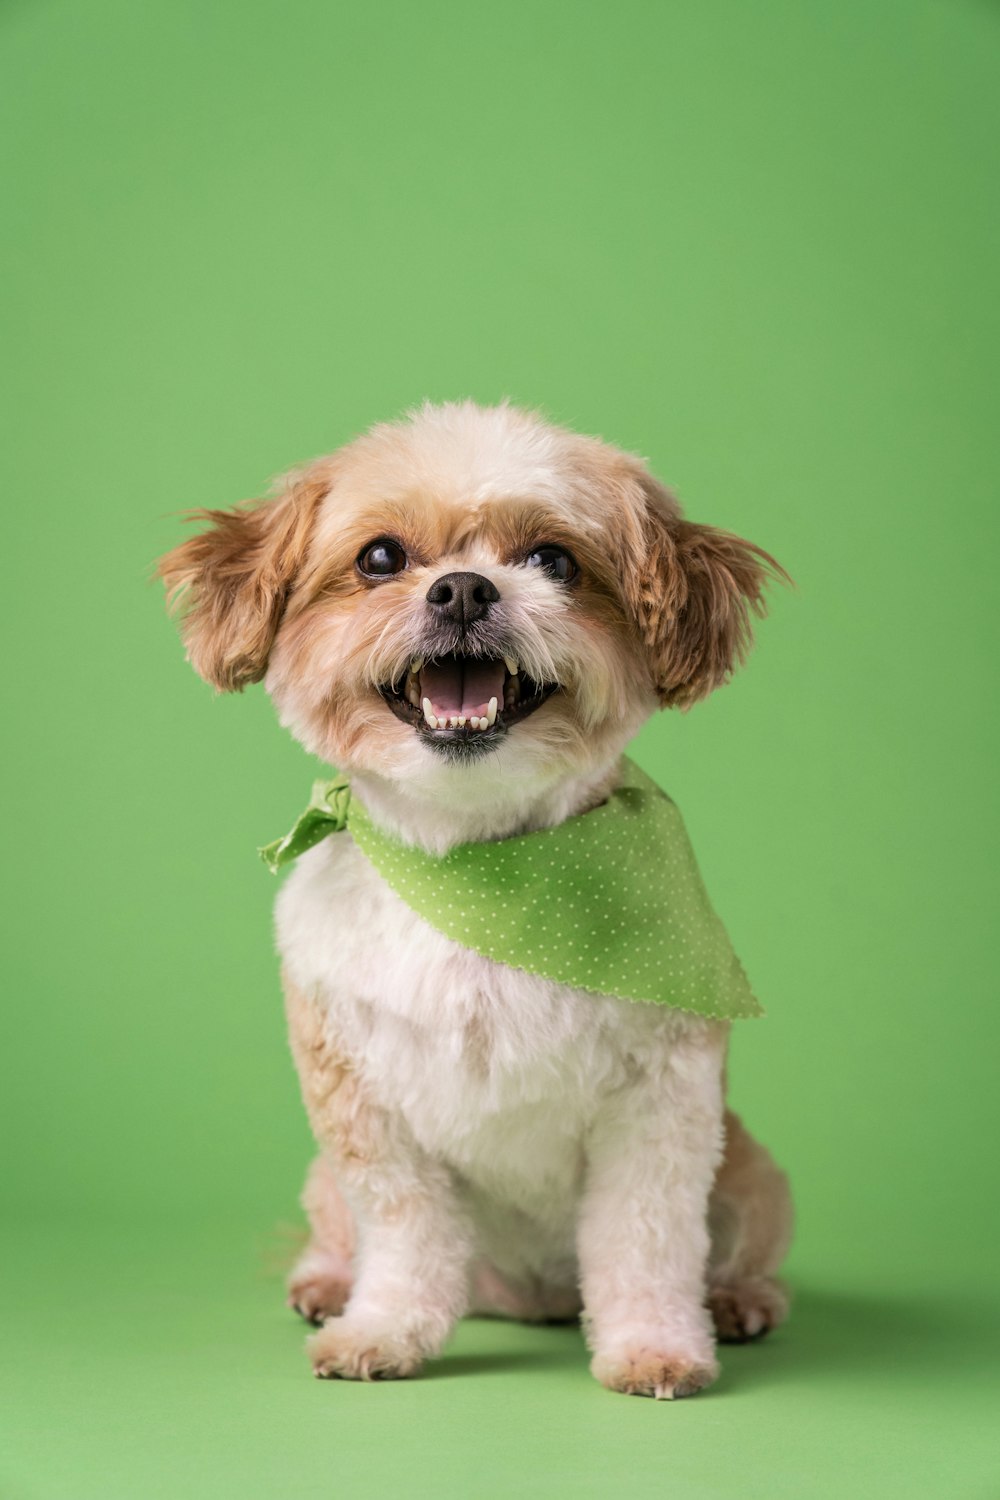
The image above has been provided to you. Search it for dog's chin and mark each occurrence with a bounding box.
[379,650,559,762]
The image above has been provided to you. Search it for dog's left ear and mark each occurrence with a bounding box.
[157,463,332,691]
[623,476,788,707]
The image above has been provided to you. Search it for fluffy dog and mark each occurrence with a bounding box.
[159,401,792,1398]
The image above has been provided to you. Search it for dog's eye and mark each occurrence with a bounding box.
[524,545,577,582]
[357,539,407,578]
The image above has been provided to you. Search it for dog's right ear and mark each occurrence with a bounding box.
[157,463,332,691]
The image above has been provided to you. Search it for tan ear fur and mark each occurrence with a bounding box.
[625,482,787,707]
[157,464,331,691]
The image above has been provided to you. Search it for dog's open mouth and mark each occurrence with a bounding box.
[382,652,557,742]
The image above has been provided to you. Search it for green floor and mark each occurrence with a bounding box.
[4,0,999,1494]
[3,1220,996,1500]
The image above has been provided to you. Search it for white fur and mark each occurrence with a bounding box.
[277,758,727,1389]
[161,401,790,1394]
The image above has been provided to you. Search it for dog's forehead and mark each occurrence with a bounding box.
[313,406,605,553]
[368,403,578,495]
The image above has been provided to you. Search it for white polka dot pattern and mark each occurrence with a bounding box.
[261,758,763,1021]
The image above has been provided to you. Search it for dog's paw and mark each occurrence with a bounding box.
[591,1341,719,1400]
[307,1317,428,1381]
[287,1252,353,1325]
[709,1277,788,1343]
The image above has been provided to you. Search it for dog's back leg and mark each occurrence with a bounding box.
[707,1110,793,1342]
[287,1154,355,1325]
[469,1260,582,1324]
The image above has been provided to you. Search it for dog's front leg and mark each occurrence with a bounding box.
[285,975,472,1380]
[307,1151,471,1382]
[577,1021,728,1399]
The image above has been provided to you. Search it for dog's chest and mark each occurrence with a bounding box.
[275,835,672,1171]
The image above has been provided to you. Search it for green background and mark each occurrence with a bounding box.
[3,1,998,1495]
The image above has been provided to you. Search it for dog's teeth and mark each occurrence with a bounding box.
[487,696,498,726]
[472,716,482,730]
[422,697,439,730]
[457,715,466,728]
[503,654,519,676]
[406,683,421,707]
[410,656,424,672]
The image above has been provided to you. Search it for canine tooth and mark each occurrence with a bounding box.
[487,696,497,726]
[422,697,438,729]
[503,654,519,676]
[410,656,424,672]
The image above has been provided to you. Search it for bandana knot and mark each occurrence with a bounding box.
[259,776,351,872]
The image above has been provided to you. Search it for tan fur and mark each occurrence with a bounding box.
[622,495,788,706]
[590,1346,716,1400]
[160,401,792,1394]
[288,1108,794,1339]
[157,404,786,717]
[707,1109,793,1340]
[286,1156,354,1324]
[283,968,386,1176]
[157,462,335,691]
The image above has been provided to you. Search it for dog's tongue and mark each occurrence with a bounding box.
[421,657,505,716]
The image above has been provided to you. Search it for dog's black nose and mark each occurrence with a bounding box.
[425,571,500,627]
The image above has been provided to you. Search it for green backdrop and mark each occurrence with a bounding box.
[3,1,998,1496]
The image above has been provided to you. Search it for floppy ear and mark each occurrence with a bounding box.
[624,480,787,707]
[157,464,331,691]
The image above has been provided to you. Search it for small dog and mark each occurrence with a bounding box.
[159,401,792,1398]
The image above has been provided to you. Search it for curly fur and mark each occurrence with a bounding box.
[159,401,792,1395]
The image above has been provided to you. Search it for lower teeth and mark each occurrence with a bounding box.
[419,708,496,732]
[410,678,509,731]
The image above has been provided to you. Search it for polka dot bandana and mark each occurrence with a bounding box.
[259,758,763,1021]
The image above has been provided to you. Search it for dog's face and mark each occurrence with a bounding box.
[159,404,780,798]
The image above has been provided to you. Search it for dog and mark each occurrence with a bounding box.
[159,400,792,1398]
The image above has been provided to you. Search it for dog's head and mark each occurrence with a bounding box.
[159,403,783,801]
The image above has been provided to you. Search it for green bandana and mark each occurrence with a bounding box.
[260,758,762,1021]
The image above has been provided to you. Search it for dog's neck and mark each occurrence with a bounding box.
[350,756,624,855]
